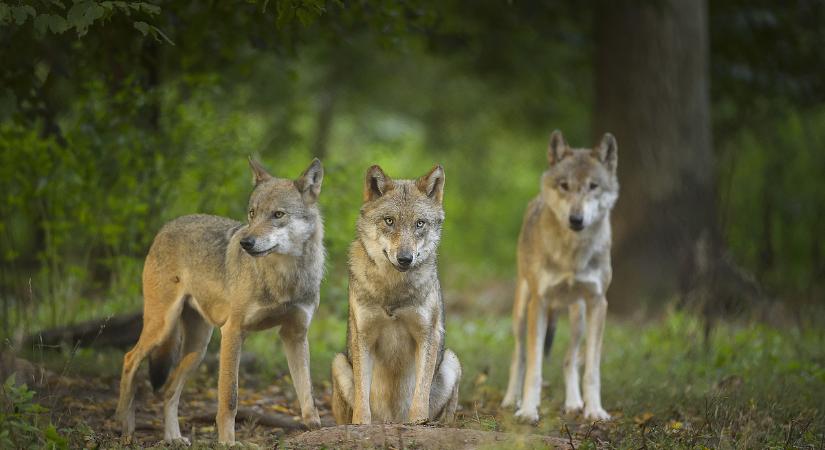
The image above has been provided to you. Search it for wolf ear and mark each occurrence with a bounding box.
[248,156,273,186]
[295,158,323,204]
[595,132,618,173]
[364,165,393,202]
[547,130,569,165]
[416,164,445,204]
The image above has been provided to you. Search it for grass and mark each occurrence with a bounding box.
[7,303,825,449]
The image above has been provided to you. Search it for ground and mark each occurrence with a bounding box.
[2,308,824,449]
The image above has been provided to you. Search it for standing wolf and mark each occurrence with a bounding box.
[331,165,461,425]
[116,158,324,444]
[501,130,618,424]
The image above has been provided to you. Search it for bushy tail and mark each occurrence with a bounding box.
[543,313,558,356]
[148,321,181,391]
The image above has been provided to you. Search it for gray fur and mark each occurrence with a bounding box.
[331,165,461,425]
[116,158,325,445]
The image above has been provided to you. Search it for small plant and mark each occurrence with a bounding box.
[0,374,67,450]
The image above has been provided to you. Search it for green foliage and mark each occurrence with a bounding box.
[0,374,67,450]
[0,0,163,37]
[720,108,825,296]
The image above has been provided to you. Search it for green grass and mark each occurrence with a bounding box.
[11,305,825,449]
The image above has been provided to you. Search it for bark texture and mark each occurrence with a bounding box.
[594,0,715,309]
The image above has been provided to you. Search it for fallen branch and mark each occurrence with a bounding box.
[23,311,142,351]
[191,407,307,431]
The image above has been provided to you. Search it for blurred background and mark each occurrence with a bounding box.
[1,0,824,447]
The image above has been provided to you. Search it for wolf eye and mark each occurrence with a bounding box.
[384,217,394,226]
[559,181,570,191]
[273,211,285,219]
[416,219,426,228]
[589,182,599,191]
[249,208,255,219]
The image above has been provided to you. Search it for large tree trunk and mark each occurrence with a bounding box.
[594,0,716,310]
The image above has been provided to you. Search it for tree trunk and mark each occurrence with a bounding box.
[594,0,716,309]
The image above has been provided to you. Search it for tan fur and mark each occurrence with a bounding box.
[116,158,325,445]
[501,131,619,424]
[331,165,461,425]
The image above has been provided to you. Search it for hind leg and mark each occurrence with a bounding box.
[331,353,354,424]
[429,349,461,423]
[116,292,183,442]
[162,304,213,444]
[502,278,528,409]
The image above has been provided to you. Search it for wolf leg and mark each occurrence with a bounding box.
[280,315,321,429]
[564,299,585,414]
[162,304,212,444]
[515,282,547,424]
[216,320,243,444]
[429,349,461,423]
[331,353,354,424]
[116,287,184,443]
[583,295,610,420]
[502,278,528,409]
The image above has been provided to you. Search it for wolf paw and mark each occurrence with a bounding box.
[407,415,430,425]
[163,437,191,447]
[514,407,540,424]
[500,394,518,409]
[303,411,322,430]
[584,407,611,421]
[564,400,584,415]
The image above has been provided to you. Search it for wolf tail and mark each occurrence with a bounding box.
[543,313,558,357]
[148,316,182,391]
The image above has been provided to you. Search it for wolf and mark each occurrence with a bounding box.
[501,130,618,424]
[330,164,461,425]
[115,157,325,445]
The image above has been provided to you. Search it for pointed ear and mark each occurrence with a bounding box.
[548,130,569,165]
[364,165,394,202]
[294,158,323,204]
[416,164,445,204]
[248,156,273,186]
[595,132,618,173]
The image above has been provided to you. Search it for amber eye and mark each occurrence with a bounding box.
[416,219,426,228]
[249,208,255,219]
[384,217,394,226]
[559,181,570,191]
[273,211,285,219]
[589,182,599,191]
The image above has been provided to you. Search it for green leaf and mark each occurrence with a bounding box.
[0,4,10,25]
[11,5,35,25]
[133,20,149,35]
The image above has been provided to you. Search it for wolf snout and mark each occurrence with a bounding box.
[568,214,584,231]
[397,251,414,268]
[240,236,256,251]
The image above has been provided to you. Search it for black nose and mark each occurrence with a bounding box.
[397,252,413,267]
[569,214,584,231]
[240,237,256,251]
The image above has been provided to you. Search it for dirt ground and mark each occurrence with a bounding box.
[4,353,571,449]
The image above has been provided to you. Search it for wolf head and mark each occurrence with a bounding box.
[357,164,445,272]
[240,157,323,257]
[541,130,619,232]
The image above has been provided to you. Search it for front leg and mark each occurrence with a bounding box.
[350,313,374,424]
[279,308,321,429]
[408,311,440,424]
[217,320,244,444]
[583,295,610,420]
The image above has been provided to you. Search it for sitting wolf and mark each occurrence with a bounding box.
[331,164,461,425]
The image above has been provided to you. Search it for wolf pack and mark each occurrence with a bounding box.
[115,130,620,444]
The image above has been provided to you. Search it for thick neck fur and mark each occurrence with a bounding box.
[228,214,325,301]
[536,201,611,272]
[349,237,439,307]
